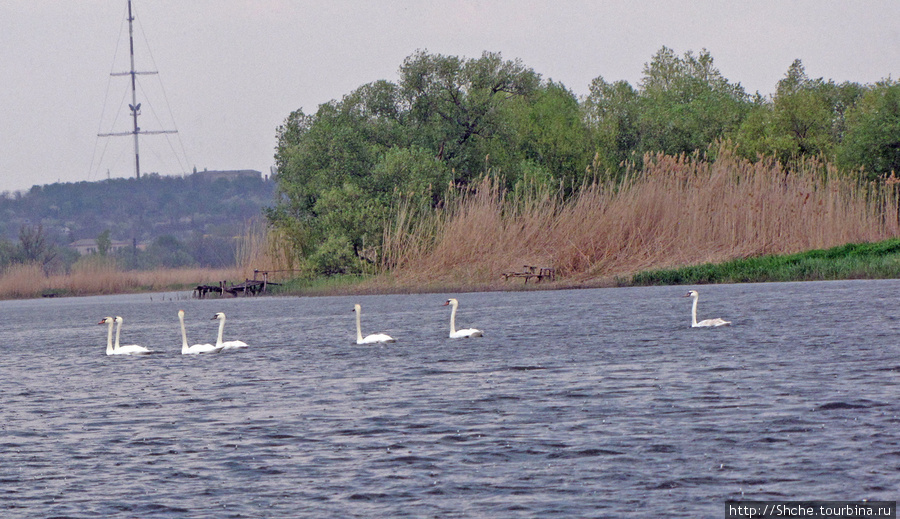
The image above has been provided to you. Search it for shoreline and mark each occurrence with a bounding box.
[4,237,900,301]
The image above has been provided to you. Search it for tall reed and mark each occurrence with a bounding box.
[380,148,900,286]
[0,260,244,300]
[236,216,298,280]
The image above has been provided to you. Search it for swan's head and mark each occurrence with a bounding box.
[353,304,361,313]
[685,290,699,298]
[115,316,124,323]
[178,309,185,318]
[98,316,114,325]
[212,312,225,320]
[443,298,458,307]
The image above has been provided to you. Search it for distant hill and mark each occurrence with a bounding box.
[0,172,276,246]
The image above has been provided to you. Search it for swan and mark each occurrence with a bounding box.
[179,310,221,354]
[353,304,395,344]
[443,298,483,338]
[211,312,248,349]
[99,316,116,355]
[112,316,153,354]
[684,290,731,327]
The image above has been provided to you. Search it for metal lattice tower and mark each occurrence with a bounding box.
[97,0,176,179]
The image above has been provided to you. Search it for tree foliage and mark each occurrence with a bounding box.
[270,48,899,276]
[837,79,900,179]
[270,50,583,275]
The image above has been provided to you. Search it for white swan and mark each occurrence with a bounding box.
[179,310,221,354]
[353,304,395,344]
[212,312,248,349]
[443,298,483,338]
[685,290,731,327]
[99,316,116,355]
[112,316,152,354]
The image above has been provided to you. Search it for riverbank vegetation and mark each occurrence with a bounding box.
[268,48,900,286]
[0,218,283,300]
[368,149,900,290]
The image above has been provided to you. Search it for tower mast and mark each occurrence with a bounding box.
[98,0,176,179]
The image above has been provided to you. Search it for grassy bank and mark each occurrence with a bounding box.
[630,238,900,286]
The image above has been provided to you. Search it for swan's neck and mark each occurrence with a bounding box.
[449,302,458,335]
[355,311,364,342]
[106,321,115,354]
[216,317,226,347]
[691,296,699,326]
[179,314,189,353]
[114,320,122,350]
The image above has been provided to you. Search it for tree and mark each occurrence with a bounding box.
[399,50,542,182]
[837,80,900,179]
[503,81,593,187]
[584,75,641,177]
[18,224,55,266]
[270,50,543,275]
[96,229,112,256]
[636,47,751,157]
[770,60,865,162]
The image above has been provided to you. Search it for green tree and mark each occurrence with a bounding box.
[270,50,543,275]
[769,60,865,162]
[636,47,751,157]
[837,80,900,179]
[269,83,404,274]
[733,60,866,166]
[503,81,593,188]
[399,50,541,182]
[96,229,112,256]
[583,75,641,177]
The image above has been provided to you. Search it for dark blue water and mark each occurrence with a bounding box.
[1,280,898,518]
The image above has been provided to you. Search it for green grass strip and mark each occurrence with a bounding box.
[630,238,900,286]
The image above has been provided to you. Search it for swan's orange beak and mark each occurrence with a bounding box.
[442,300,450,306]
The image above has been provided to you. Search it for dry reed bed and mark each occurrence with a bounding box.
[381,150,900,286]
[0,263,245,300]
[0,217,289,300]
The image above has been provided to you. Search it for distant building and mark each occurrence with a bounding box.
[193,169,262,181]
[69,238,144,255]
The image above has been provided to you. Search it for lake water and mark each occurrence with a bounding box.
[1,280,898,518]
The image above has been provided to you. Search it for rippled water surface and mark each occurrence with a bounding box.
[1,280,899,518]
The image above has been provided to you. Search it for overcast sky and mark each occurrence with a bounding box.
[1,1,897,193]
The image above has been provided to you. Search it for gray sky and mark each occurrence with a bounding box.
[1,1,898,193]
